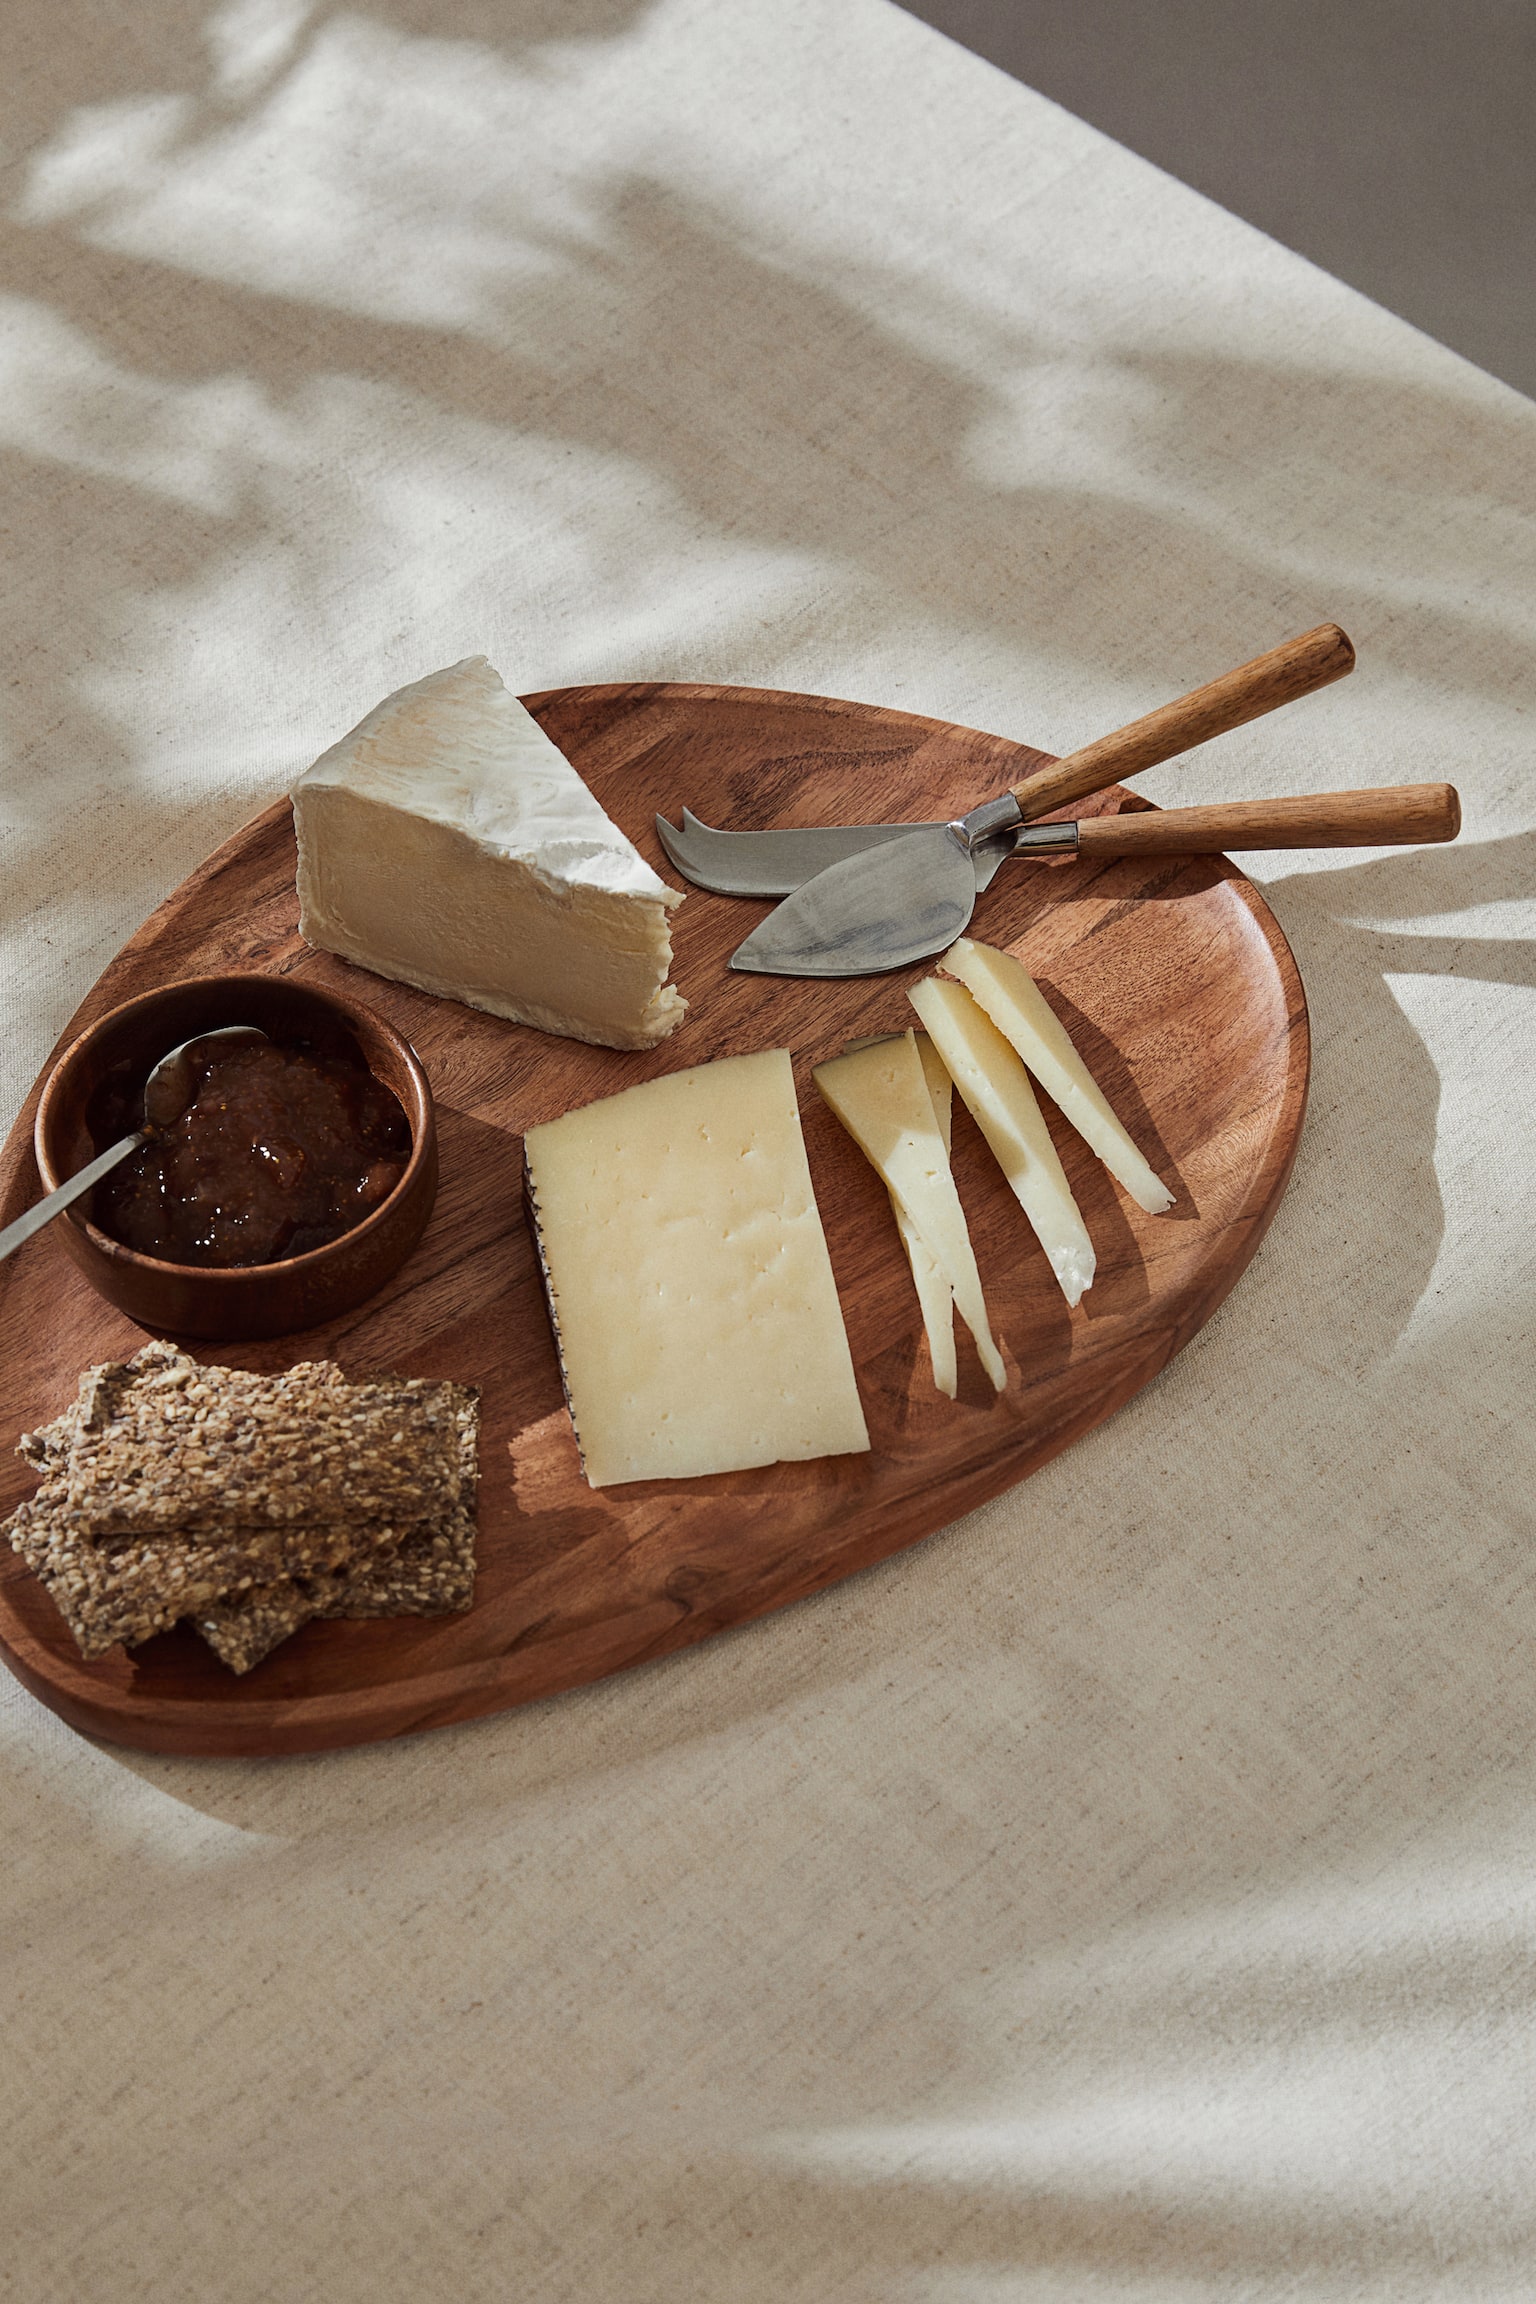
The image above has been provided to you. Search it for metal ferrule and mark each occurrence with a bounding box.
[1007,819,1080,857]
[949,792,1025,851]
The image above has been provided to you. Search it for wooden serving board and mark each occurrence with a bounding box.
[0,684,1308,1756]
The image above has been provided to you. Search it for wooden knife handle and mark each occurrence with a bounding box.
[1009,622,1356,820]
[1073,783,1461,856]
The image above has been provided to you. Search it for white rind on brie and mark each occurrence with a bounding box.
[292,656,686,1051]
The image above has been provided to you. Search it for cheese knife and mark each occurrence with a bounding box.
[729,782,1461,977]
[660,622,1356,898]
[656,806,986,895]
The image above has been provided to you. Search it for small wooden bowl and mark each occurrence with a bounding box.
[34,974,437,1341]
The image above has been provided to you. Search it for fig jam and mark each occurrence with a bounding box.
[90,1033,411,1268]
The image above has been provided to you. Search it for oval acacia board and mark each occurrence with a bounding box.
[0,684,1308,1756]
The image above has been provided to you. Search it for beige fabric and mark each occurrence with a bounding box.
[3,3,1535,2297]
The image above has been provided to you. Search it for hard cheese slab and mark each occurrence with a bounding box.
[0,683,1308,1755]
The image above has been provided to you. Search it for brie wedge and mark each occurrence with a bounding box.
[292,656,685,1051]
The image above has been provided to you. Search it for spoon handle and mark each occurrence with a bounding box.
[0,1131,146,1265]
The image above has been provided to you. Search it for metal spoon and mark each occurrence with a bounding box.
[0,1026,269,1265]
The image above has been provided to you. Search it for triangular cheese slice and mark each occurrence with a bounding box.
[910,975,1096,1308]
[894,1036,959,1397]
[814,1031,1004,1392]
[942,938,1173,1213]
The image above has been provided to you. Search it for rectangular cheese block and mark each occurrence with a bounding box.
[942,938,1173,1213]
[911,976,1095,1308]
[522,1051,869,1487]
[814,1032,1004,1392]
[293,656,685,1051]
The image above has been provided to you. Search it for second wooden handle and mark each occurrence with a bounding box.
[1074,783,1461,856]
[1010,622,1355,820]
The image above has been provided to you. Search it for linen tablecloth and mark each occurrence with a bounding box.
[4,3,1534,2296]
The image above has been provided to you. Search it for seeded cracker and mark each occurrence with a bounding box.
[6,1344,481,1671]
[194,1398,480,1669]
[6,1491,417,1658]
[190,1579,323,1675]
[52,1341,475,1537]
[196,1505,479,1673]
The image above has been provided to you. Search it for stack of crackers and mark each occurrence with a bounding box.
[5,1340,479,1674]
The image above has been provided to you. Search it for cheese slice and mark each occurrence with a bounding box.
[814,1033,1005,1392]
[842,1033,957,1397]
[523,1050,869,1487]
[898,1035,959,1397]
[910,976,1096,1308]
[915,1032,954,1144]
[942,938,1174,1213]
[293,656,685,1051]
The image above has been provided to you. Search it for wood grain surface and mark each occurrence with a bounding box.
[0,683,1309,1756]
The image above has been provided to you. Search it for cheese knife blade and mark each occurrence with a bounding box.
[655,807,1019,895]
[728,782,1460,978]
[731,801,1075,976]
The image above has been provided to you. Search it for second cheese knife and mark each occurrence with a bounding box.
[729,784,1461,976]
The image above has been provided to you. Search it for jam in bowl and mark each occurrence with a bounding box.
[35,975,437,1339]
[89,1023,412,1269]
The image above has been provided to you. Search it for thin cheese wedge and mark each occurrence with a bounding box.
[914,1033,954,1137]
[910,976,1096,1308]
[897,1036,958,1397]
[851,1035,959,1397]
[523,1050,869,1487]
[814,1033,1004,1392]
[942,938,1174,1214]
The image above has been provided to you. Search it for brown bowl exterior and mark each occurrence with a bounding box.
[34,974,437,1340]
